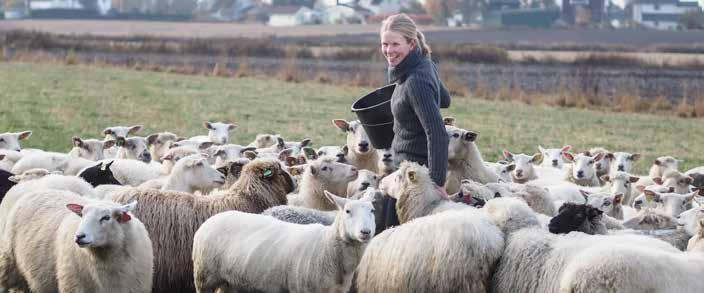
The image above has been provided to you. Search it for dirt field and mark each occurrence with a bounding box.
[509,50,704,66]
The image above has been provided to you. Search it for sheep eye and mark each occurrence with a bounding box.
[321,166,328,171]
[100,216,111,222]
[0,138,4,142]
[588,161,594,164]
[345,210,351,214]
[452,133,460,138]
[371,209,376,213]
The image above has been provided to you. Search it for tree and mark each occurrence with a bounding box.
[679,10,704,30]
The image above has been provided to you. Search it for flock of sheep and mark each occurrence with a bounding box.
[0,116,703,293]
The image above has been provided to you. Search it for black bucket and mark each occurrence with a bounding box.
[351,84,396,149]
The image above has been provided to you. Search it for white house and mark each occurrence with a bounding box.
[630,0,701,30]
[267,5,322,26]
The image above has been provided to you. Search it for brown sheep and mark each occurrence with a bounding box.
[112,159,295,293]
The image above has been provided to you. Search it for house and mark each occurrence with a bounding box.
[266,5,322,26]
[628,0,701,29]
[562,0,606,25]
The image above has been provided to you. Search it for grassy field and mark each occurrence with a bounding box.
[1,61,703,174]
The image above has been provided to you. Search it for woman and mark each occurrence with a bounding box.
[380,13,451,229]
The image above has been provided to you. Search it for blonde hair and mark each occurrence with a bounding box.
[380,13,431,56]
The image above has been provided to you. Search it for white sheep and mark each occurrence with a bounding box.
[158,146,198,175]
[69,136,115,161]
[376,148,396,176]
[650,155,680,178]
[192,191,374,293]
[10,150,95,176]
[146,132,180,163]
[170,139,215,151]
[7,168,61,183]
[0,150,23,172]
[247,133,281,148]
[660,169,695,194]
[444,126,499,194]
[115,136,152,163]
[346,169,379,197]
[0,131,32,152]
[608,151,641,176]
[502,149,543,183]
[538,145,571,169]
[287,157,359,210]
[210,144,257,167]
[190,121,236,145]
[562,151,604,186]
[0,190,153,292]
[485,161,515,183]
[102,125,143,159]
[332,119,379,173]
[601,171,641,206]
[586,147,611,179]
[641,189,698,217]
[159,154,225,193]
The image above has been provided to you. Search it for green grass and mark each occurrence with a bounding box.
[1,61,703,175]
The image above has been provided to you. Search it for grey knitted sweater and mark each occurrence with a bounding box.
[388,46,451,186]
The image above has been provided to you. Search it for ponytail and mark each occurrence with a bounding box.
[416,31,431,57]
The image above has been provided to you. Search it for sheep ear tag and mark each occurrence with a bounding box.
[118,212,131,223]
[263,169,273,178]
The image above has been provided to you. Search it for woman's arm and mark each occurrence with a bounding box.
[407,78,449,187]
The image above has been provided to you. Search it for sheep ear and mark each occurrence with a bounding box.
[600,175,611,183]
[203,121,214,130]
[308,164,317,176]
[561,145,572,153]
[324,190,348,210]
[276,137,286,148]
[332,119,350,132]
[0,154,5,161]
[630,153,641,161]
[243,151,257,160]
[104,160,114,170]
[502,149,514,161]
[506,163,516,172]
[103,140,116,149]
[588,207,603,218]
[531,153,543,164]
[562,152,575,162]
[278,148,294,162]
[406,170,417,183]
[241,147,257,153]
[653,159,662,166]
[66,204,84,217]
[579,190,591,201]
[198,142,214,150]
[285,157,298,167]
[147,134,159,145]
[103,128,114,136]
[115,137,127,147]
[227,124,237,130]
[629,176,640,183]
[300,138,312,147]
[72,136,84,148]
[538,145,545,153]
[7,175,20,183]
[213,149,227,158]
[653,177,663,185]
[443,117,455,126]
[217,165,230,176]
[614,193,624,205]
[128,125,142,135]
[341,145,349,155]
[18,131,32,140]
[604,153,615,161]
[592,152,605,162]
[161,154,173,161]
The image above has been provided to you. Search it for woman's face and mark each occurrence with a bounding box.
[381,30,415,67]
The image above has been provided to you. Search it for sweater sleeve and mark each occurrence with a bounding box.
[431,62,452,109]
[406,78,449,187]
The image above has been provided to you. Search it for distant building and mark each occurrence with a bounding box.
[628,0,701,30]
[562,0,606,25]
[266,5,322,26]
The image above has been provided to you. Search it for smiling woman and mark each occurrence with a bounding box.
[378,13,452,230]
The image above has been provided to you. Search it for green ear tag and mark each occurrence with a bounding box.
[263,169,273,178]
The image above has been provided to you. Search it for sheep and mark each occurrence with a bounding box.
[247,133,280,148]
[685,166,704,188]
[579,189,625,220]
[86,159,162,187]
[0,151,23,172]
[102,125,143,159]
[642,189,698,217]
[562,151,604,186]
[347,169,379,198]
[146,132,180,163]
[68,136,115,161]
[608,151,641,175]
[538,145,571,169]
[491,224,682,293]
[631,184,673,211]
[660,169,695,194]
[556,231,704,292]
[287,157,359,210]
[623,208,678,230]
[502,149,543,183]
[115,136,151,163]
[77,161,122,187]
[601,171,640,206]
[548,202,610,235]
[507,183,557,216]
[215,158,251,189]
[0,189,152,293]
[10,151,94,176]
[0,131,32,152]
[688,218,704,251]
[193,190,374,293]
[0,169,15,203]
[444,126,499,194]
[650,155,680,179]
[170,139,215,151]
[679,206,704,236]
[190,121,236,145]
[210,144,256,167]
[332,119,379,173]
[376,148,396,176]
[586,147,611,179]
[159,146,198,174]
[111,159,295,293]
[486,161,515,183]
[159,154,225,193]
[6,168,60,183]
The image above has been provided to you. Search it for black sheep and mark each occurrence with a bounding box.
[78,161,122,187]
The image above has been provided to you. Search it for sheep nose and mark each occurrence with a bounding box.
[595,163,601,169]
[358,142,369,150]
[577,171,584,178]
[464,132,477,141]
[361,229,371,235]
[75,234,86,245]
[516,170,523,177]
[361,182,370,189]
[384,153,392,159]
[552,160,558,166]
[618,165,625,171]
